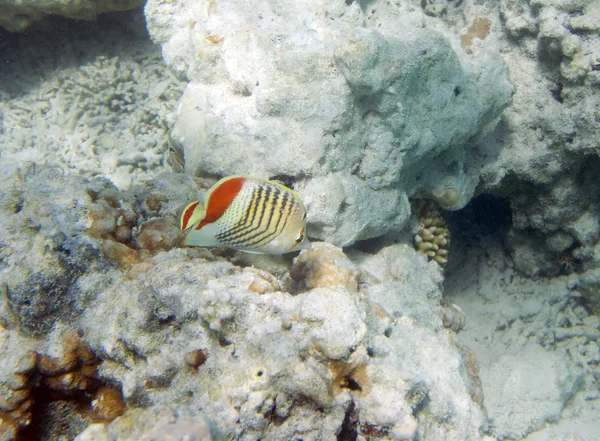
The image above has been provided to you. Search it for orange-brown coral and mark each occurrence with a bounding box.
[461,17,492,49]
[291,242,360,292]
[330,348,371,396]
[91,386,127,422]
[184,349,209,369]
[137,218,184,253]
[0,331,126,440]
[100,239,149,269]
[85,187,137,243]
[85,185,184,271]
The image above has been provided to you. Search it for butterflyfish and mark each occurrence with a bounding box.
[181,176,311,254]
[166,129,185,173]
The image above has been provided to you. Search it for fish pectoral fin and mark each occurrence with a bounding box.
[181,201,206,231]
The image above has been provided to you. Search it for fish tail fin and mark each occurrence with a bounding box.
[181,201,206,231]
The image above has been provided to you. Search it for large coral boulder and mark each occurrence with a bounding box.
[144,0,513,246]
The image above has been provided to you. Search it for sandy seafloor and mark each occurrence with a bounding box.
[446,198,600,441]
[1,7,599,441]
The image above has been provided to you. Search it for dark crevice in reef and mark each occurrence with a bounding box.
[444,193,512,273]
[337,400,358,441]
[445,193,512,246]
[19,385,93,441]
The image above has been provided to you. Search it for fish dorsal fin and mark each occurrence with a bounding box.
[195,176,246,230]
[181,201,205,231]
[267,180,302,203]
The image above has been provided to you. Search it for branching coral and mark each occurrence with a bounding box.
[411,200,450,267]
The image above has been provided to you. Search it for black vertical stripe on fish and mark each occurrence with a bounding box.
[221,183,261,237]
[221,184,273,246]
[241,192,291,246]
[219,185,270,244]
[225,185,280,247]
[236,189,297,247]
[263,185,280,235]
[241,188,289,247]
[243,190,294,247]
[268,190,292,239]
[216,184,264,241]
[227,184,276,246]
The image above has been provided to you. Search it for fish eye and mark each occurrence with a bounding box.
[295,234,304,244]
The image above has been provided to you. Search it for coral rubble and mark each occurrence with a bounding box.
[2,0,600,440]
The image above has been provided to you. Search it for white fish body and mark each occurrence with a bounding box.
[181,175,310,254]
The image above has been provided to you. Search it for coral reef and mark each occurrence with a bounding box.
[447,0,600,284]
[0,163,489,441]
[144,0,512,247]
[0,0,144,32]
[395,0,600,308]
[75,407,221,441]
[0,163,118,336]
[0,158,197,336]
[2,1,600,440]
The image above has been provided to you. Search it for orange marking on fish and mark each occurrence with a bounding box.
[182,201,200,230]
[195,177,246,230]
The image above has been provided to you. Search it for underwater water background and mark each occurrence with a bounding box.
[1,1,600,441]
